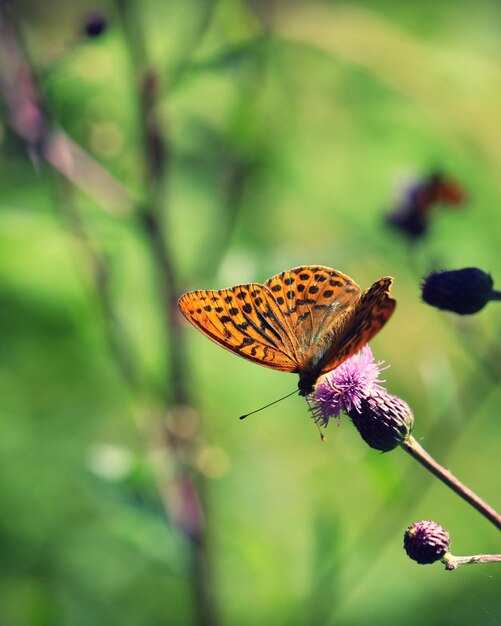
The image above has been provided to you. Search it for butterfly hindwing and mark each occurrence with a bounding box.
[178,285,300,372]
[318,277,396,374]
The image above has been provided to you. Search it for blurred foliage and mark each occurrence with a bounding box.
[1,0,500,625]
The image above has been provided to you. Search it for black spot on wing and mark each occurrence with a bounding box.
[296,298,316,306]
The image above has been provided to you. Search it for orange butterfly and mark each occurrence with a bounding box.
[178,265,395,396]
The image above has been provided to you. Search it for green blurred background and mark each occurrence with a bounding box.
[1,1,500,624]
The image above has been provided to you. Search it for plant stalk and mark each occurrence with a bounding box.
[443,552,501,570]
[401,435,501,531]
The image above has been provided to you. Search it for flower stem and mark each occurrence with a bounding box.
[443,552,501,570]
[400,435,501,531]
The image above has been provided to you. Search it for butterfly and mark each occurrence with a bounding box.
[178,265,396,396]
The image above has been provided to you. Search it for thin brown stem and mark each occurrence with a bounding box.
[443,552,501,571]
[115,2,219,624]
[401,435,501,531]
[115,0,191,406]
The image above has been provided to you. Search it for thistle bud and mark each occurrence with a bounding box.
[404,521,450,564]
[422,268,495,315]
[347,388,414,452]
[83,11,108,38]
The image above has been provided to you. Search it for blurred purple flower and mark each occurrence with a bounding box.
[386,171,465,240]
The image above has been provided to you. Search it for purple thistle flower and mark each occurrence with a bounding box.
[310,346,387,425]
[309,346,414,450]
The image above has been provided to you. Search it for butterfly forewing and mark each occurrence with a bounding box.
[178,285,300,372]
[319,277,396,374]
[264,265,361,353]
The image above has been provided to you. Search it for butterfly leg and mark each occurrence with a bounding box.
[305,399,327,441]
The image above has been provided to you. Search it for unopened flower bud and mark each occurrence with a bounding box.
[347,388,414,452]
[422,268,494,315]
[404,520,450,564]
[84,11,108,38]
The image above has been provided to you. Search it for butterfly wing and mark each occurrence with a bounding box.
[178,284,301,372]
[179,268,396,393]
[264,265,361,354]
[318,276,396,374]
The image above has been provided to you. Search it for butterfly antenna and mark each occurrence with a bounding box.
[239,389,298,419]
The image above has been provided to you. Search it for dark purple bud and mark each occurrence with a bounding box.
[84,11,108,38]
[347,387,414,452]
[422,268,494,315]
[404,520,450,564]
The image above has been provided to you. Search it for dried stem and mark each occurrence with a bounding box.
[401,435,501,531]
[443,552,501,571]
[0,2,135,215]
[115,2,218,624]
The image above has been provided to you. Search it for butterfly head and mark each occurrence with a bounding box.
[298,373,317,397]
